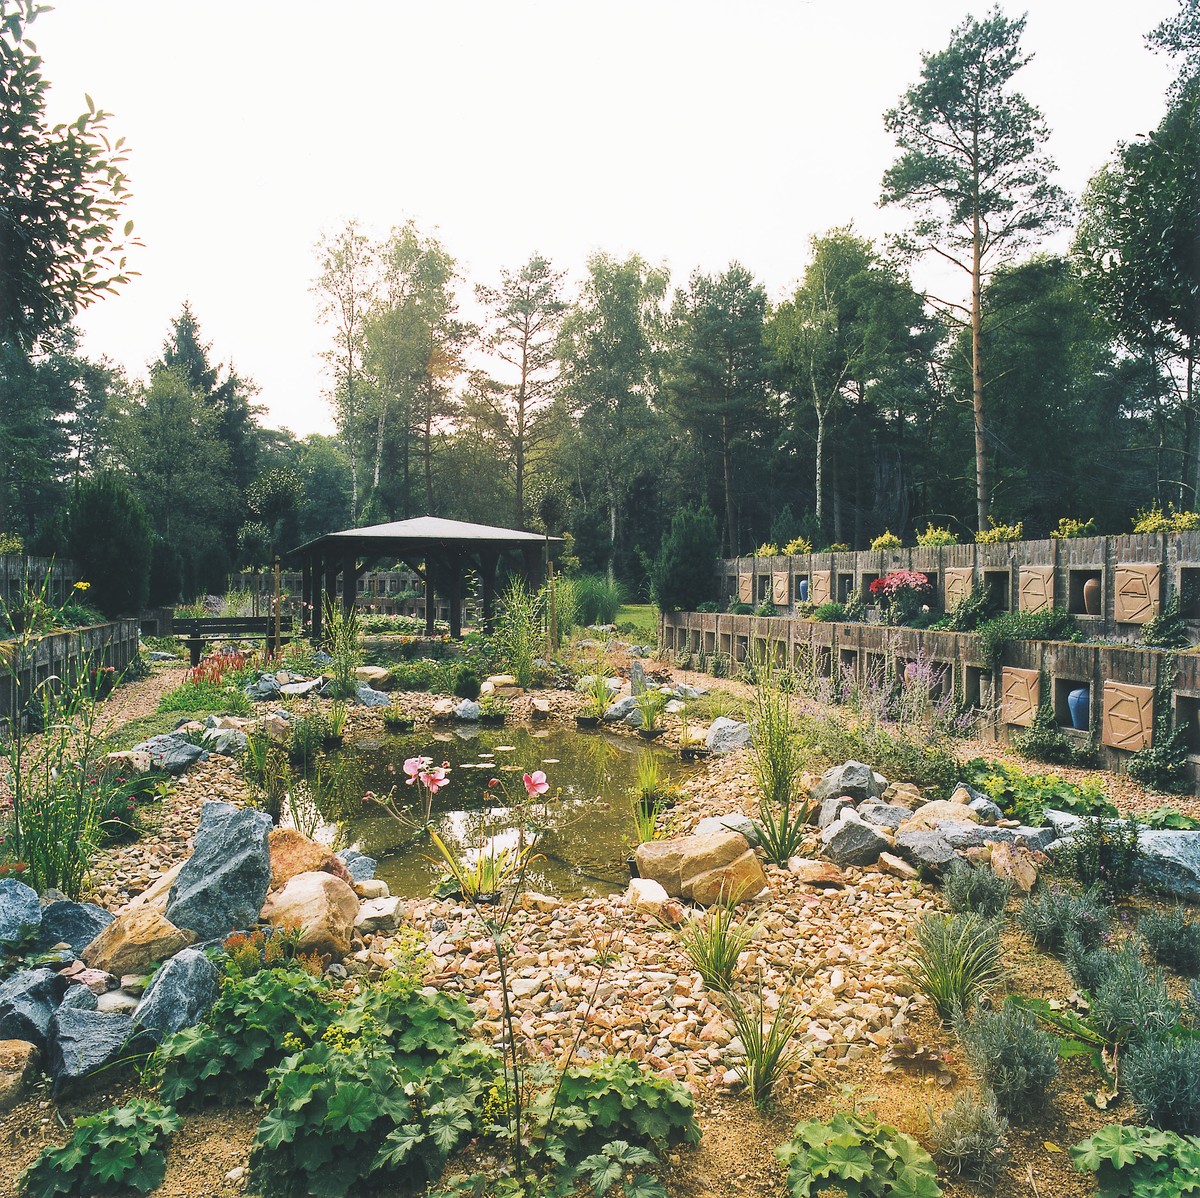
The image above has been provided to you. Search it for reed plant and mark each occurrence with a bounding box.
[748,654,810,866]
[572,573,625,626]
[629,795,663,844]
[634,687,668,731]
[724,975,806,1109]
[582,673,613,718]
[322,598,361,700]
[670,902,756,992]
[903,913,1004,1022]
[494,580,543,688]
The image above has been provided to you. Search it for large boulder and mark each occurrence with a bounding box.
[820,811,891,868]
[687,849,768,905]
[811,761,885,805]
[881,781,923,810]
[858,801,910,830]
[48,1008,142,1096]
[133,948,219,1038]
[262,871,359,957]
[129,733,205,776]
[244,674,283,702]
[0,1039,38,1113]
[82,907,195,977]
[354,665,392,690]
[354,896,403,935]
[705,718,751,754]
[818,796,856,829]
[787,858,848,887]
[695,813,761,848]
[603,695,638,723]
[893,830,956,874]
[268,828,353,891]
[1134,830,1200,900]
[35,900,113,955]
[0,968,69,1048]
[454,699,481,722]
[355,684,391,708]
[636,830,750,899]
[201,726,249,757]
[0,880,41,947]
[940,824,1056,852]
[166,801,272,940]
[900,800,981,834]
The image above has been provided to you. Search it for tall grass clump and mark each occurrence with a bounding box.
[903,913,1003,1022]
[669,903,757,993]
[724,976,806,1110]
[494,579,543,688]
[322,598,361,700]
[955,1002,1059,1120]
[1016,886,1109,954]
[1123,1036,1200,1135]
[572,573,625,626]
[749,653,810,867]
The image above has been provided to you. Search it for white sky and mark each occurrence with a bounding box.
[35,0,1178,437]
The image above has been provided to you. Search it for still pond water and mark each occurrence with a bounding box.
[320,726,695,900]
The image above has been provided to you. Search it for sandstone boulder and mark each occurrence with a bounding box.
[881,781,922,810]
[989,842,1040,894]
[900,800,981,834]
[268,828,353,890]
[635,830,749,899]
[355,665,392,689]
[625,877,669,917]
[82,908,194,977]
[687,849,768,905]
[262,871,359,957]
[0,1039,37,1113]
[787,858,847,887]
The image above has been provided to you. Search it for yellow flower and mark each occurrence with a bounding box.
[74,580,90,592]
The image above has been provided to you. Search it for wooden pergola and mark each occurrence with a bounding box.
[289,516,559,641]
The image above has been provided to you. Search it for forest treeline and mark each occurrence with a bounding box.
[3,2,1197,598]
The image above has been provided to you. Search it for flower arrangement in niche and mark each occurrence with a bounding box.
[870,570,932,625]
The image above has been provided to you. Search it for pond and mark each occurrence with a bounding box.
[311,726,696,900]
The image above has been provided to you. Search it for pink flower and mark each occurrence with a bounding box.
[402,756,428,785]
[523,770,549,797]
[420,766,449,794]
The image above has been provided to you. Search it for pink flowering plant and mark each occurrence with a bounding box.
[869,569,932,625]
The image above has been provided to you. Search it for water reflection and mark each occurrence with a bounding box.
[315,725,692,900]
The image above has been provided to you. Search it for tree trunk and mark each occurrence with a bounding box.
[971,208,990,531]
[722,408,736,556]
[1189,337,1198,507]
[814,402,826,537]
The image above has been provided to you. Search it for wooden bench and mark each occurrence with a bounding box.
[174,616,294,668]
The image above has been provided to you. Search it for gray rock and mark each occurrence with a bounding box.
[1044,810,1083,836]
[130,733,206,776]
[133,948,219,1038]
[858,801,909,831]
[59,986,98,1012]
[454,699,481,722]
[811,761,885,805]
[818,796,856,829]
[166,801,272,940]
[279,678,324,697]
[0,968,69,1047]
[148,650,175,661]
[336,850,377,883]
[96,990,140,1016]
[622,707,645,728]
[674,684,707,700]
[34,901,113,955]
[967,796,1005,825]
[201,727,249,757]
[631,661,646,696]
[0,880,42,946]
[1135,830,1200,900]
[313,649,333,665]
[939,824,1057,852]
[820,812,891,867]
[48,1008,143,1096]
[706,717,752,753]
[244,674,282,701]
[603,695,638,722]
[894,830,956,873]
[355,684,391,708]
[695,813,762,848]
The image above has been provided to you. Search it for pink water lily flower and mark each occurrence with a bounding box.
[403,756,428,785]
[522,770,549,797]
[420,765,450,794]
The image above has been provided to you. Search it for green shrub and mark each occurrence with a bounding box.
[956,1002,1059,1119]
[777,1109,942,1197]
[19,1100,181,1198]
[975,608,1078,671]
[1072,1124,1200,1198]
[1141,805,1200,830]
[695,600,720,613]
[941,580,995,632]
[753,600,776,617]
[902,913,1003,1022]
[452,664,481,700]
[927,1090,1009,1185]
[288,712,329,767]
[1141,907,1200,977]
[389,658,443,691]
[1128,683,1191,794]
[1060,815,1142,897]
[942,861,1011,919]
[652,508,715,619]
[1016,886,1109,954]
[1133,503,1200,534]
[975,518,1023,543]
[964,758,1114,824]
[754,542,779,558]
[1123,1037,1200,1135]
[531,1056,700,1160]
[573,572,626,625]
[1141,595,1192,649]
[811,601,846,622]
[156,967,334,1107]
[1050,516,1098,539]
[783,535,813,554]
[64,471,152,618]
[1088,954,1180,1047]
[813,716,959,800]
[916,523,958,547]
[1013,687,1095,768]
[871,530,903,550]
[1064,932,1139,996]
[727,600,753,615]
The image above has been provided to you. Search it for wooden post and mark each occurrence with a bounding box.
[424,559,436,637]
[272,556,282,660]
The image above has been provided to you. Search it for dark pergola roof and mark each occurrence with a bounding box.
[292,515,559,558]
[289,515,560,640]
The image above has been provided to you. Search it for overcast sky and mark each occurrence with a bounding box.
[36,0,1178,438]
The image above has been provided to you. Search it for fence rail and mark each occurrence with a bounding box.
[0,555,77,610]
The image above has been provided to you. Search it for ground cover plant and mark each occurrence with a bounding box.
[157,649,256,715]
[962,758,1115,825]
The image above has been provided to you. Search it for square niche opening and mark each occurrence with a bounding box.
[734,635,749,663]
[984,570,1010,610]
[1053,677,1091,730]
[839,648,858,678]
[865,652,887,686]
[815,646,832,677]
[838,573,855,604]
[964,665,985,709]
[1069,569,1102,615]
[861,572,880,600]
[757,576,771,604]
[1177,695,1200,755]
[1180,568,1200,619]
